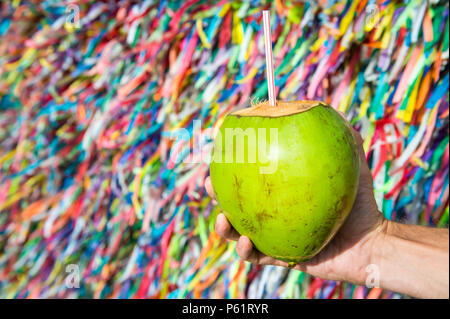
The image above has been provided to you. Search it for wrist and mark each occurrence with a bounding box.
[348,214,389,286]
[369,217,391,269]
[367,220,449,298]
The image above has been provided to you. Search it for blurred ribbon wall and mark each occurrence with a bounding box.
[0,0,448,299]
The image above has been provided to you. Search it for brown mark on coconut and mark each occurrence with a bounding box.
[321,224,333,237]
[261,174,271,196]
[255,209,273,229]
[233,174,242,190]
[240,218,256,234]
[323,216,337,229]
[315,111,327,124]
[263,176,276,197]
[233,174,244,213]
[334,194,348,214]
[305,191,313,204]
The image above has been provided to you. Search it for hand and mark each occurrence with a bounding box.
[205,127,386,285]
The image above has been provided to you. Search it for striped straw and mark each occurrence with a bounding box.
[262,10,276,106]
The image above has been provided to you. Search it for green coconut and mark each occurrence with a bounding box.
[210,100,360,263]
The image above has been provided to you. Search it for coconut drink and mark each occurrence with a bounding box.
[209,11,360,263]
[210,100,360,262]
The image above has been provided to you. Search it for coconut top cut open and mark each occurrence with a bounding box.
[230,100,329,118]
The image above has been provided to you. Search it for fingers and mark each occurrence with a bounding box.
[236,236,259,261]
[215,213,240,241]
[215,214,291,267]
[208,173,305,268]
[236,236,291,267]
[234,236,319,274]
[208,180,239,241]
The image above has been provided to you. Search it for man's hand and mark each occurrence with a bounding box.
[205,116,449,298]
[205,127,386,286]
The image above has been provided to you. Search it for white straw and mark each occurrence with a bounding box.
[262,10,276,106]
